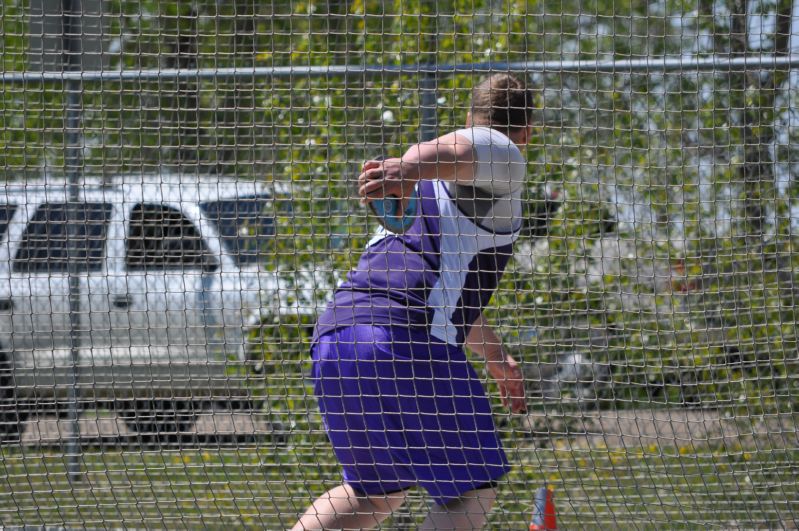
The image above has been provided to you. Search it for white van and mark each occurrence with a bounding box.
[0,175,311,442]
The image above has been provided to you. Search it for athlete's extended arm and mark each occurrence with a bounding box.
[465,313,527,414]
[357,132,475,205]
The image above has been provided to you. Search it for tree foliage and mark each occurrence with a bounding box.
[1,0,797,413]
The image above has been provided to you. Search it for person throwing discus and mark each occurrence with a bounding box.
[293,73,535,530]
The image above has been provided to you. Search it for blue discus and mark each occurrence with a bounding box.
[368,186,419,234]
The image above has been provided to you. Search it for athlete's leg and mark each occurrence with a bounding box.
[291,483,409,531]
[418,486,498,530]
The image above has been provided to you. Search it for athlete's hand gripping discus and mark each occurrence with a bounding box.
[364,156,419,234]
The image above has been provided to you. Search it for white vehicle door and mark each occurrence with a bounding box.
[9,202,113,356]
[120,202,219,363]
[84,201,126,356]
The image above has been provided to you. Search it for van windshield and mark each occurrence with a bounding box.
[200,195,274,266]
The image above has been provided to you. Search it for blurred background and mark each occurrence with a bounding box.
[1,0,798,527]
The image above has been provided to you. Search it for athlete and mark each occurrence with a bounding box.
[293,73,535,530]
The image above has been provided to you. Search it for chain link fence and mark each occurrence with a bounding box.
[1,0,798,527]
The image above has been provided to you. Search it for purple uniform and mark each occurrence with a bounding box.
[312,127,524,504]
[315,178,521,345]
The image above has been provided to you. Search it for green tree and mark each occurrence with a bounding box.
[1,0,798,413]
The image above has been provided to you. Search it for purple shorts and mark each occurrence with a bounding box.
[310,325,509,505]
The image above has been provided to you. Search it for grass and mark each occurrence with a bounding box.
[1,354,797,528]
[1,428,797,529]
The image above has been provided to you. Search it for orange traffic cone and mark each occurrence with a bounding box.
[529,486,557,530]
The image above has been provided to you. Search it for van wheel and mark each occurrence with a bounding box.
[120,399,194,446]
[0,346,26,444]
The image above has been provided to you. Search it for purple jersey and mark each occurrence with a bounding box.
[314,178,521,346]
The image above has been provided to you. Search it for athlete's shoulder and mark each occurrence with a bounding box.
[453,126,512,144]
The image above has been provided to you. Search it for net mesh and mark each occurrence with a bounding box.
[1,0,798,527]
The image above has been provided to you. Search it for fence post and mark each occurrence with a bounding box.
[62,0,84,483]
[419,71,438,142]
[418,2,439,142]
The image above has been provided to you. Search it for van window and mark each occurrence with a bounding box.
[0,205,16,238]
[13,202,112,273]
[126,203,217,271]
[200,195,274,266]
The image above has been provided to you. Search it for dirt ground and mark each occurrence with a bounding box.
[521,408,799,450]
[17,407,798,451]
[17,410,273,446]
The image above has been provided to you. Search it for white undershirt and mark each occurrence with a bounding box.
[449,126,525,233]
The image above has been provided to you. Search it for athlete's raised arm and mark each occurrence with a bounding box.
[357,131,476,205]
